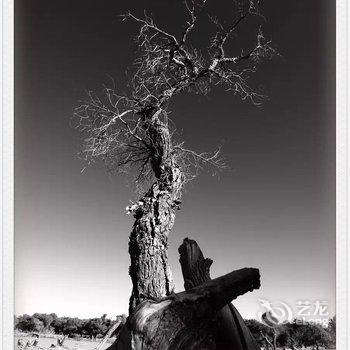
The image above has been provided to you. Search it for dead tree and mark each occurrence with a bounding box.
[57,335,67,347]
[74,0,275,317]
[94,316,126,350]
[260,312,280,350]
[179,238,261,350]
[106,238,260,349]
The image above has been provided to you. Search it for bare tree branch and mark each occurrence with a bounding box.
[74,0,275,191]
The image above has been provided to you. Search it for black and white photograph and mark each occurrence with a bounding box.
[1,0,347,349]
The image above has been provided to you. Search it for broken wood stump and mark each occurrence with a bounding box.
[179,238,261,350]
[107,238,261,350]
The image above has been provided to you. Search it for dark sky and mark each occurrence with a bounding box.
[15,0,335,319]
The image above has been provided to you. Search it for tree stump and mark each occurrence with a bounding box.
[107,238,261,350]
[178,238,261,350]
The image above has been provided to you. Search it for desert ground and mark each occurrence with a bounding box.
[15,335,112,350]
[14,335,336,350]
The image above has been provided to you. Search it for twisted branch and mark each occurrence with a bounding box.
[74,0,275,190]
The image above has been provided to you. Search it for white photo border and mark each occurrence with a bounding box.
[336,0,349,348]
[2,0,14,349]
[1,0,348,349]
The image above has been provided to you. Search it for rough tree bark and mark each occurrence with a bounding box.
[107,238,261,350]
[128,116,183,313]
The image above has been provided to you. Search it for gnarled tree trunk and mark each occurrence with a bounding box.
[108,238,261,350]
[128,116,183,313]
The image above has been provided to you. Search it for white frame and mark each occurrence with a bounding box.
[2,0,14,349]
[336,0,349,348]
[1,0,348,349]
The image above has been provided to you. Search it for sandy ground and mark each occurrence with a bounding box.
[14,335,112,350]
[14,336,335,350]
